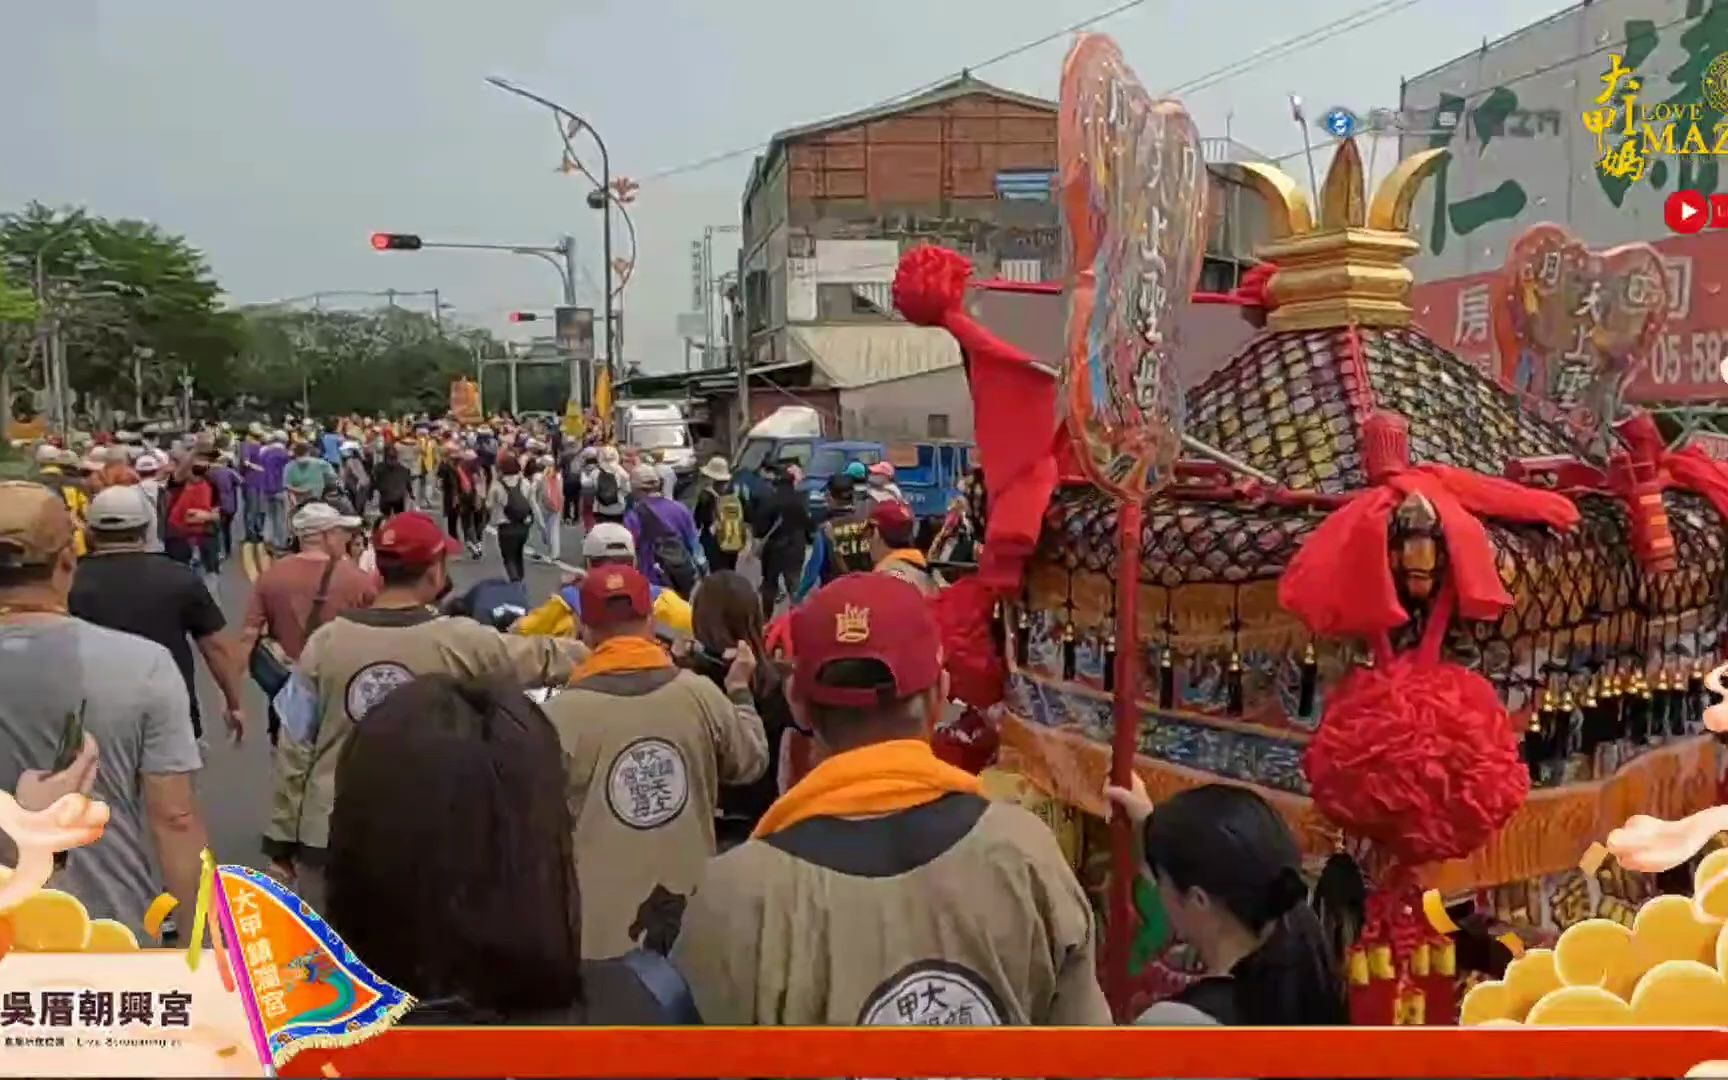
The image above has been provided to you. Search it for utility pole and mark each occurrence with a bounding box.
[702,224,740,372]
[431,288,443,331]
[508,344,521,416]
[559,234,587,410]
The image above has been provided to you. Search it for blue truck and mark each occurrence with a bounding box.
[733,432,971,539]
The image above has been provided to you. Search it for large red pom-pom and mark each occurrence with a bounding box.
[892,245,972,327]
[1303,655,1529,869]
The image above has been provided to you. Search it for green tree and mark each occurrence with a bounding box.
[0,202,240,426]
[0,266,38,440]
[235,306,499,418]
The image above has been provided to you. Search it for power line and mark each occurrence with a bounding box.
[636,0,1154,186]
[1164,0,1424,97]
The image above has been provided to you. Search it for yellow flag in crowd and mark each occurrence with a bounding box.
[595,365,613,430]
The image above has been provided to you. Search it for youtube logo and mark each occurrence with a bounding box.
[1668,189,1708,234]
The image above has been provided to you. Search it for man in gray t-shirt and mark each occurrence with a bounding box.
[0,482,207,938]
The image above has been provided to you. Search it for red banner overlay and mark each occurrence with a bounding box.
[278,1026,1728,1078]
[1411,229,1728,404]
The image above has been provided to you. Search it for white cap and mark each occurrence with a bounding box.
[292,502,362,536]
[34,444,60,465]
[631,463,662,490]
[701,456,731,482]
[135,454,162,474]
[87,486,155,531]
[581,522,635,560]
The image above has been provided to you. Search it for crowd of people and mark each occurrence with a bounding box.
[0,406,1346,1031]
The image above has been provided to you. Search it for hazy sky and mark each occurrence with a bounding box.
[5,0,1570,372]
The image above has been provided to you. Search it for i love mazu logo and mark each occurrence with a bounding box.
[1585,50,1728,182]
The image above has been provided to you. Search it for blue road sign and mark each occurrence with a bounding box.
[1321,107,1357,138]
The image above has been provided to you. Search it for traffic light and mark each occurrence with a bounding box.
[508,311,539,323]
[370,232,422,251]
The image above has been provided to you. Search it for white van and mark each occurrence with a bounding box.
[616,400,696,474]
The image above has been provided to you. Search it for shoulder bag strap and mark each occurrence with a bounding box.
[617,949,701,1025]
[303,556,341,640]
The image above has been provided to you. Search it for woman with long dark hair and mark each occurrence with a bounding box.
[1106,777,1348,1026]
[684,570,793,847]
[326,674,692,1024]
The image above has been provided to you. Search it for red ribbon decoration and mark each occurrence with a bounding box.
[893,246,1062,594]
[1610,412,1728,575]
[1279,412,1581,643]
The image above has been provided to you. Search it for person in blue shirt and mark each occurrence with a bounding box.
[319,427,343,467]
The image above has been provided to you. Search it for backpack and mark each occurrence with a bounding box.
[595,467,621,506]
[503,481,533,525]
[638,504,698,597]
[714,489,747,553]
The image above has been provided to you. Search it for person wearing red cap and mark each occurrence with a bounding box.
[671,573,1107,1026]
[541,563,766,960]
[265,511,580,907]
[866,497,935,596]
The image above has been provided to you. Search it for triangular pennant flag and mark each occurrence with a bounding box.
[213,865,414,1068]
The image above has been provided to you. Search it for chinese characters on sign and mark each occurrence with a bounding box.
[1454,282,1492,346]
[0,989,191,1028]
[1058,33,1202,501]
[231,883,290,1020]
[1411,232,1728,403]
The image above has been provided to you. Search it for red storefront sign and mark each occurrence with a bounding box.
[1409,229,1728,404]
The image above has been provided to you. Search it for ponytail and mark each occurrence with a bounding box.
[1141,784,1349,1026]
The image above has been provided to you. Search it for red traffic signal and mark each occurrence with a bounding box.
[370,232,422,251]
[508,311,540,322]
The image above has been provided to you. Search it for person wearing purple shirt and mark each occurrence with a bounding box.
[257,432,293,551]
[209,454,242,559]
[623,463,705,591]
[240,436,267,543]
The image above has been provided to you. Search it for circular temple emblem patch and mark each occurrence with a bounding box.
[605,737,690,830]
[342,662,414,722]
[857,960,1006,1026]
[1705,52,1728,113]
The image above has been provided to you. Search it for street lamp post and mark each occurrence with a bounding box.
[485,76,616,385]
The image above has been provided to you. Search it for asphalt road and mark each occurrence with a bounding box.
[192,516,589,870]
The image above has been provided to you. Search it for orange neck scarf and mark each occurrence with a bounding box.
[751,738,982,838]
[876,548,928,570]
[571,635,672,683]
